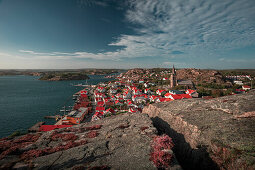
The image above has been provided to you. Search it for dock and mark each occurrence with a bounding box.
[44,115,61,119]
[28,121,45,132]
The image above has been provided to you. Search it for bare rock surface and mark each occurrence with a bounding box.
[0,113,181,170]
[143,90,255,169]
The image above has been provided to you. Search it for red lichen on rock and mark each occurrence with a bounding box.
[21,140,88,160]
[20,149,45,160]
[150,135,174,168]
[13,134,41,143]
[86,131,99,138]
[85,125,102,130]
[0,145,19,160]
[140,126,149,131]
[51,132,78,141]
[0,134,41,160]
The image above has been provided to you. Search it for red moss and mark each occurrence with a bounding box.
[140,126,149,131]
[150,135,174,168]
[85,125,102,130]
[0,134,40,160]
[86,131,99,138]
[51,132,78,141]
[13,134,41,143]
[150,150,173,168]
[21,140,88,160]
[0,146,19,160]
[20,149,45,160]
[152,135,174,151]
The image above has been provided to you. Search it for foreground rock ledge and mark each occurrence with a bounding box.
[143,90,255,170]
[0,113,181,170]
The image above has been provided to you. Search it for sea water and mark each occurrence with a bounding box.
[0,75,112,138]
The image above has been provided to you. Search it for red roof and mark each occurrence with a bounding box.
[105,108,115,113]
[80,94,87,98]
[180,94,192,99]
[164,93,172,97]
[39,125,72,132]
[186,89,196,94]
[157,89,165,93]
[97,101,105,106]
[96,107,105,111]
[243,85,251,88]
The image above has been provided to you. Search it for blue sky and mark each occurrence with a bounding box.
[0,0,255,69]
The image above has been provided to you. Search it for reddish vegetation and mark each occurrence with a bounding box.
[86,131,99,138]
[140,126,149,131]
[21,140,88,160]
[118,124,129,129]
[51,132,78,141]
[150,135,174,168]
[13,134,41,143]
[0,134,41,160]
[85,125,102,130]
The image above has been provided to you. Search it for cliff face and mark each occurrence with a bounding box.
[0,113,181,169]
[143,90,255,169]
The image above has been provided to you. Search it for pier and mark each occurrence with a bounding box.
[28,122,45,132]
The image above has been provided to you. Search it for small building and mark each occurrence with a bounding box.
[242,85,251,90]
[177,80,194,89]
[234,80,243,85]
[62,107,88,125]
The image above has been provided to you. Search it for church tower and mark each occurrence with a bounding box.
[170,65,177,88]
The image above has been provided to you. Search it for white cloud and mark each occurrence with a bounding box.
[9,0,255,68]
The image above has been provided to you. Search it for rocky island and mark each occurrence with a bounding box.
[39,72,90,81]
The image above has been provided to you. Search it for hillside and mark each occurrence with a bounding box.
[0,113,181,169]
[176,69,226,85]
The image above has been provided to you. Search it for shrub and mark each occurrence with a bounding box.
[150,135,174,168]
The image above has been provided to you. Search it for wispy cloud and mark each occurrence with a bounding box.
[16,0,255,68]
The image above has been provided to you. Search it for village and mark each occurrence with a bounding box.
[39,66,253,131]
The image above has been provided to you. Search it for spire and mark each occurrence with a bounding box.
[172,65,176,75]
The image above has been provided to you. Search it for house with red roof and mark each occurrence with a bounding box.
[95,107,105,112]
[150,95,161,102]
[123,90,132,99]
[110,88,117,94]
[129,107,139,113]
[115,100,124,105]
[242,85,251,90]
[133,89,141,95]
[97,86,105,93]
[104,108,115,116]
[92,112,104,121]
[164,93,172,98]
[97,101,105,107]
[185,89,199,98]
[156,98,173,103]
[144,88,151,94]
[156,89,165,95]
[80,90,88,95]
[170,94,192,100]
